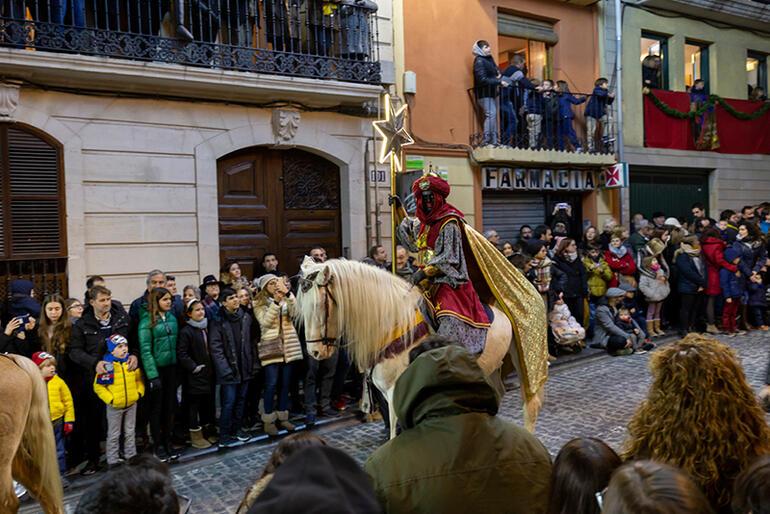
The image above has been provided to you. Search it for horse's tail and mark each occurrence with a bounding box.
[8,354,64,514]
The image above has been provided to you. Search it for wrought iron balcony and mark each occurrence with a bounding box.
[0,0,381,84]
[468,84,617,167]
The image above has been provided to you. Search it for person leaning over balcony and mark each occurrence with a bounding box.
[500,54,533,146]
[555,81,586,152]
[338,0,377,61]
[585,77,615,154]
[472,39,508,146]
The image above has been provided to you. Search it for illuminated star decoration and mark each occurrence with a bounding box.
[373,94,414,171]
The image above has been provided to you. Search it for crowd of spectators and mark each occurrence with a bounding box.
[69,334,770,514]
[493,202,770,361]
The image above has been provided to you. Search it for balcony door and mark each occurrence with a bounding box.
[217,147,342,279]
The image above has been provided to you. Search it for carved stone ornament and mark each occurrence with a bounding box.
[272,109,301,143]
[0,82,20,118]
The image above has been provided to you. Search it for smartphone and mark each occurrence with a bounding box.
[556,202,570,210]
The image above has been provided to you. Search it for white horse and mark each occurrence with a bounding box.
[296,257,536,439]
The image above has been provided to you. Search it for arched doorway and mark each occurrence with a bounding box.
[217,147,342,279]
[0,125,68,299]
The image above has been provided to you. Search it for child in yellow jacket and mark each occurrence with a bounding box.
[32,351,74,482]
[93,334,145,467]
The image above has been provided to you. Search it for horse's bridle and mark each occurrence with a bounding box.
[300,276,338,347]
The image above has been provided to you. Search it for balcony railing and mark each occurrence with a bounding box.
[469,84,617,155]
[0,257,68,303]
[0,0,381,84]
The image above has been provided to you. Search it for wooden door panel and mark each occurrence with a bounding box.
[217,148,341,280]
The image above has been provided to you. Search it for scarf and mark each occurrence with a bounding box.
[565,252,578,262]
[187,318,208,330]
[608,245,627,258]
[97,351,128,386]
[681,243,701,257]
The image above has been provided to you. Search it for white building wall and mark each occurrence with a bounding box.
[12,88,372,304]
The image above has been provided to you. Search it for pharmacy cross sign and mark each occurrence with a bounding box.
[373,94,414,172]
[604,162,628,189]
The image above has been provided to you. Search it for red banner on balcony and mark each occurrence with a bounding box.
[643,90,770,154]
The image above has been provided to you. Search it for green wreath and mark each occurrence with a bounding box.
[644,89,770,121]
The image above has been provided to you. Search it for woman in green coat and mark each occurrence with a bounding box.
[139,287,179,462]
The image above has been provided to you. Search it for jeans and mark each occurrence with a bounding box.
[305,350,339,413]
[263,364,291,414]
[53,418,66,474]
[220,380,250,439]
[558,117,580,150]
[500,100,516,146]
[148,366,177,449]
[52,0,86,26]
[106,403,137,465]
[479,97,498,145]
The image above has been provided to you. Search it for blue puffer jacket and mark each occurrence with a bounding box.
[675,253,707,294]
[585,86,614,119]
[732,240,767,277]
[719,268,745,299]
[558,93,586,119]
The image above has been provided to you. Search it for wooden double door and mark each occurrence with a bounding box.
[217,147,342,280]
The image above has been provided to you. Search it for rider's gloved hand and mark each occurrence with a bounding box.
[388,194,402,208]
[409,269,427,286]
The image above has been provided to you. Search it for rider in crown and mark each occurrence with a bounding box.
[393,172,490,354]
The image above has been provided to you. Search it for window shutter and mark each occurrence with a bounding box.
[6,128,63,257]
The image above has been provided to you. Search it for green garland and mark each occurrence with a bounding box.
[644,89,770,121]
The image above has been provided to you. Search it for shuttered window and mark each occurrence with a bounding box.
[0,126,65,258]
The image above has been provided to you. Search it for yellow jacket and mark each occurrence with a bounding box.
[94,361,145,410]
[47,374,74,423]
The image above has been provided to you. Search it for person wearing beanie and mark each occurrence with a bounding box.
[200,274,223,321]
[93,334,145,469]
[589,288,638,355]
[253,274,304,436]
[176,298,216,449]
[33,350,74,484]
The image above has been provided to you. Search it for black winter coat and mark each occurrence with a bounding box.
[474,54,501,99]
[551,256,588,299]
[69,303,130,377]
[732,240,768,278]
[209,309,259,385]
[177,324,214,395]
[675,253,707,294]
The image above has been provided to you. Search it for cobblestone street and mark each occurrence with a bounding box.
[27,332,770,513]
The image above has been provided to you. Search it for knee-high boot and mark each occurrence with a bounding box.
[175,0,194,42]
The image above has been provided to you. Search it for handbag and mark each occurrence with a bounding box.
[258,305,285,361]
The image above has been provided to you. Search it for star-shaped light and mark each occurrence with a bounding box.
[373,94,414,171]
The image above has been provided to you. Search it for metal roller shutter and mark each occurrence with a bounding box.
[482,192,546,244]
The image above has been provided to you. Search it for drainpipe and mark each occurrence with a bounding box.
[374,94,383,245]
[364,136,375,248]
[614,0,627,224]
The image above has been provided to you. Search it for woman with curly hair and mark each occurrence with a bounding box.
[623,334,770,513]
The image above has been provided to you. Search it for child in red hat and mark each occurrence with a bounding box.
[32,350,74,486]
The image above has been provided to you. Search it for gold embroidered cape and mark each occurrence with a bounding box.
[461,223,549,404]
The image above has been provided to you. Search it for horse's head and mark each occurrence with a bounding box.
[296,256,339,361]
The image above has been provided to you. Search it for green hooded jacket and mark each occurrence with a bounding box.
[365,345,552,514]
[138,308,178,380]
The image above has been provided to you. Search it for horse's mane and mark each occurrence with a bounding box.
[298,259,422,371]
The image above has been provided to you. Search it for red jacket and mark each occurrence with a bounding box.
[701,236,737,296]
[604,249,637,287]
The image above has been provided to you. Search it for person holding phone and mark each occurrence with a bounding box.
[0,315,36,356]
